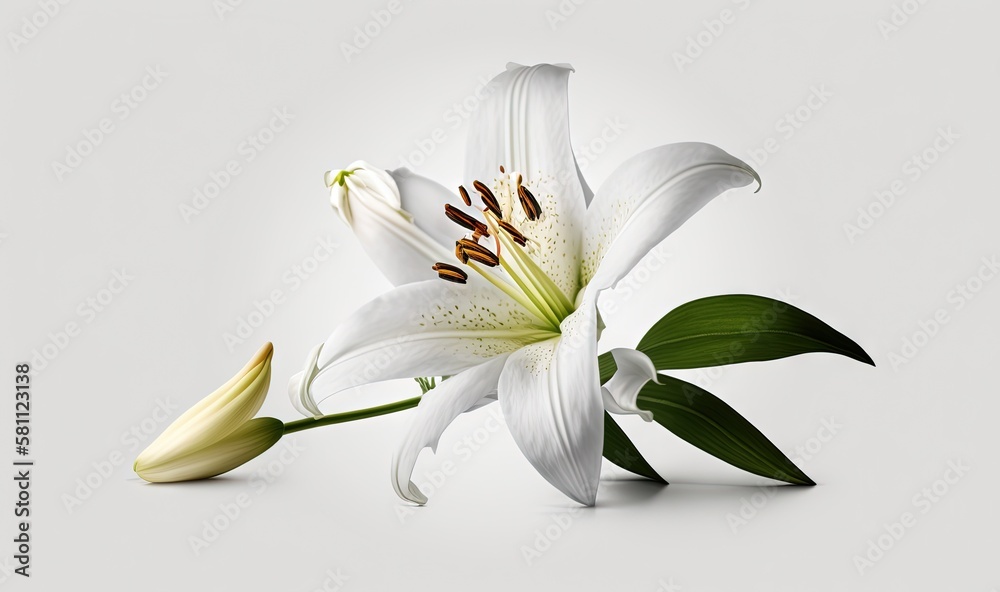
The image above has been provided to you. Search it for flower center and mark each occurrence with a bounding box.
[432,166,575,331]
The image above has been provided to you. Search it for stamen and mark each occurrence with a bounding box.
[454,241,469,264]
[498,220,527,246]
[432,262,468,284]
[517,185,541,221]
[499,165,505,174]
[445,204,482,233]
[473,180,502,218]
[457,238,499,267]
[458,185,472,206]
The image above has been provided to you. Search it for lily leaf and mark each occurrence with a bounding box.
[636,376,814,485]
[636,294,874,370]
[602,412,667,484]
[598,351,617,384]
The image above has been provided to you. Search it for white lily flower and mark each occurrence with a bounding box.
[135,343,283,483]
[292,63,759,505]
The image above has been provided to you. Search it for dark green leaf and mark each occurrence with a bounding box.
[602,412,667,484]
[636,294,874,369]
[636,376,814,485]
[598,351,617,384]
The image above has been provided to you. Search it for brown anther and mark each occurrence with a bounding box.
[432,262,468,284]
[454,241,469,264]
[517,185,541,221]
[473,180,502,218]
[457,238,499,267]
[458,185,472,206]
[499,165,505,174]
[444,204,481,232]
[498,220,527,246]
[516,173,522,186]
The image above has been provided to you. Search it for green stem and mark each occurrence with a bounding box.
[282,396,422,434]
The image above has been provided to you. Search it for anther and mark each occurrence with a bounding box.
[517,185,541,221]
[457,238,500,267]
[458,185,472,206]
[432,262,468,284]
[473,180,502,218]
[445,204,481,232]
[498,220,527,246]
[499,165,505,174]
[454,241,469,264]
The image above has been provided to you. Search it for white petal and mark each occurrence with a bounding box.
[389,167,473,251]
[582,143,760,291]
[498,299,604,506]
[289,280,556,417]
[392,354,509,504]
[138,343,273,466]
[330,161,453,286]
[289,343,323,417]
[465,63,587,299]
[601,348,657,422]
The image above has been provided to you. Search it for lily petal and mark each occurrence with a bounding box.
[330,161,454,286]
[389,167,477,254]
[392,354,509,504]
[498,299,604,506]
[465,63,587,299]
[136,417,284,483]
[582,143,760,291]
[290,280,556,417]
[601,348,657,422]
[139,343,273,466]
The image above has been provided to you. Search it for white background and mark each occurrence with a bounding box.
[1,0,997,590]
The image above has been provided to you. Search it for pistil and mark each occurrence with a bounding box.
[435,170,575,331]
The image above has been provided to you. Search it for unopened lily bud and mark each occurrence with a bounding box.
[322,161,454,286]
[134,343,282,483]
